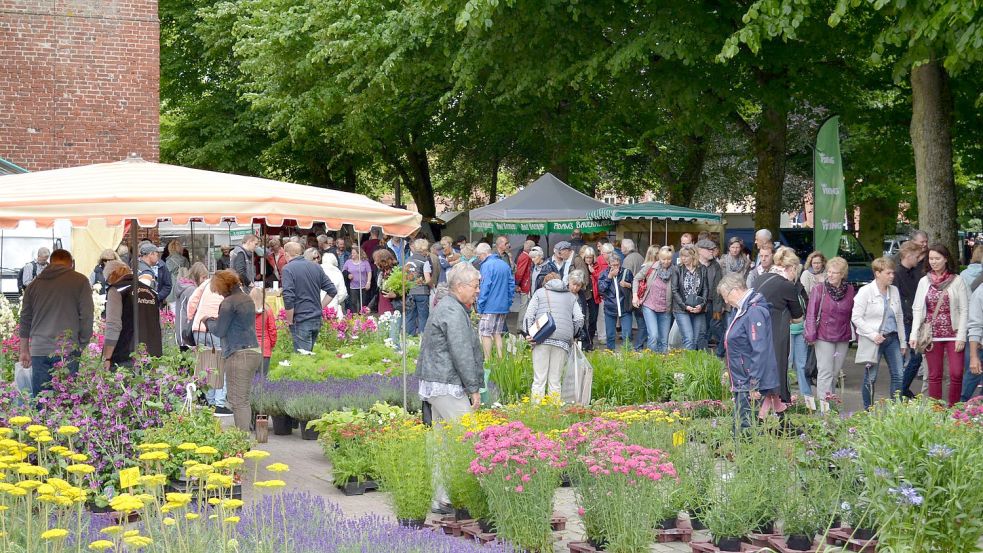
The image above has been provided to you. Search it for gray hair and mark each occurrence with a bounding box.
[529,248,544,261]
[447,262,480,291]
[317,234,329,244]
[568,269,586,286]
[580,246,596,258]
[911,229,929,241]
[37,247,51,259]
[621,238,636,253]
[755,228,773,241]
[304,247,320,261]
[475,243,492,256]
[600,243,614,254]
[717,272,747,299]
[413,238,429,253]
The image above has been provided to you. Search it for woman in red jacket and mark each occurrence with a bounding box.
[250,287,278,377]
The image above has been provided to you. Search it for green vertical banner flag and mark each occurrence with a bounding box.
[814,116,845,259]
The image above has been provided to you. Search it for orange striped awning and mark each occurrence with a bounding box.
[0,156,422,236]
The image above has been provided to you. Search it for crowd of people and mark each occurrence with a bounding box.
[14,223,983,436]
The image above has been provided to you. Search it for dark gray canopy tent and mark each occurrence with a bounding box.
[469,173,613,236]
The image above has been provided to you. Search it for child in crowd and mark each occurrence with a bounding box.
[250,287,277,377]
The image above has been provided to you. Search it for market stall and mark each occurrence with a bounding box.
[586,201,724,251]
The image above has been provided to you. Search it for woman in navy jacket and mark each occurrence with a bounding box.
[598,255,634,350]
[718,273,781,433]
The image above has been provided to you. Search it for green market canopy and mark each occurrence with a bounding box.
[586,201,722,223]
[469,173,613,234]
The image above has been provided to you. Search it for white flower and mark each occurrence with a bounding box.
[278,360,292,367]
[340,353,353,359]
[0,295,16,341]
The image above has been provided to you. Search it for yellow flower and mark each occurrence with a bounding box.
[56,425,80,436]
[100,526,122,535]
[205,473,233,487]
[145,442,170,451]
[220,499,243,510]
[162,517,176,526]
[164,492,192,506]
[185,512,199,520]
[88,540,114,551]
[41,528,69,540]
[266,463,289,473]
[185,464,214,478]
[4,487,26,497]
[138,451,169,462]
[17,465,48,477]
[243,450,270,460]
[109,493,145,513]
[176,442,197,451]
[49,445,69,455]
[0,428,12,438]
[26,424,48,434]
[66,464,96,475]
[221,457,244,468]
[70,453,89,462]
[223,516,240,524]
[207,498,221,506]
[122,534,153,548]
[182,460,200,468]
[254,479,286,489]
[16,479,42,490]
[35,434,53,444]
[137,474,167,487]
[8,416,31,427]
[0,505,8,511]
[194,446,218,456]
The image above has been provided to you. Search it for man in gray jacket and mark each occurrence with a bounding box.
[19,249,94,396]
[698,239,725,355]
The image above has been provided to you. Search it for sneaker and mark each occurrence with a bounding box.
[214,406,233,415]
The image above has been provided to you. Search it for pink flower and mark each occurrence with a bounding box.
[514,485,524,493]
[578,507,585,517]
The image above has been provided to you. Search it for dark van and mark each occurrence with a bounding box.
[779,229,874,287]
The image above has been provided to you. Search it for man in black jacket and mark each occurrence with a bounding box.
[231,234,260,288]
[698,239,724,355]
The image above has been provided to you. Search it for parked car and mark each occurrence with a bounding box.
[779,229,874,286]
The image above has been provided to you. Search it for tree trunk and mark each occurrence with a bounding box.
[665,135,708,207]
[404,139,437,239]
[910,58,958,256]
[343,163,357,193]
[489,155,500,204]
[751,104,787,238]
[857,192,895,258]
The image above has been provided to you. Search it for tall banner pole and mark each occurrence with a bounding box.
[814,116,846,259]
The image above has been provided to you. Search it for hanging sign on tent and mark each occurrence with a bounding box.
[469,220,614,234]
[813,116,846,259]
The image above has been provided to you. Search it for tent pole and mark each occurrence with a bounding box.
[129,220,139,351]
[190,220,195,263]
[356,230,362,312]
[401,265,407,411]
[664,219,669,246]
[649,220,653,248]
[260,224,267,367]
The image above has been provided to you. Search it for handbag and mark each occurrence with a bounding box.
[916,280,952,353]
[194,323,225,389]
[636,265,655,301]
[529,291,557,344]
[684,294,706,308]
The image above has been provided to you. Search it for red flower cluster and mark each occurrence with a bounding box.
[560,417,627,451]
[469,422,566,492]
[579,437,676,483]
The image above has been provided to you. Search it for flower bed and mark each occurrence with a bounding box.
[269,342,420,381]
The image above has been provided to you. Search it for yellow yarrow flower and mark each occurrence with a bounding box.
[109,494,145,513]
[254,479,286,489]
[41,528,69,540]
[8,416,31,427]
[185,512,200,520]
[137,474,167,487]
[164,492,192,506]
[138,451,169,462]
[194,446,218,456]
[122,534,153,548]
[99,525,122,535]
[0,428,12,438]
[220,499,243,509]
[163,517,176,526]
[66,464,96,475]
[88,540,114,551]
[17,465,48,477]
[56,425,80,436]
[16,479,42,490]
[176,442,197,451]
[266,463,289,473]
[26,424,48,434]
[70,453,89,462]
[243,450,270,460]
[223,516,240,524]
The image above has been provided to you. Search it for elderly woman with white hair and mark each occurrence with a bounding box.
[320,253,349,319]
[101,260,163,367]
[752,246,805,403]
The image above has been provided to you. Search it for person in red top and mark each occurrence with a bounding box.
[514,240,534,323]
[250,287,278,377]
[361,227,382,268]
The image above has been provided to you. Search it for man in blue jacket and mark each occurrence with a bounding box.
[476,242,514,358]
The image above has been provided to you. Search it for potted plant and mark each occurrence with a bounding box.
[779,471,834,551]
[139,408,251,485]
[703,469,764,551]
[371,418,432,527]
[284,393,332,440]
[471,421,564,552]
[438,422,492,523]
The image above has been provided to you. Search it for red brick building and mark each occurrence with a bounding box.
[0,0,159,171]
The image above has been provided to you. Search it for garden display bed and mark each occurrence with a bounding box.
[826,528,878,552]
[656,527,694,543]
[436,516,476,537]
[745,532,782,547]
[461,523,499,546]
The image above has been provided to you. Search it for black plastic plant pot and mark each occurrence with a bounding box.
[787,534,813,551]
[753,521,776,534]
[397,518,426,529]
[477,518,496,534]
[689,516,707,530]
[271,415,293,435]
[586,536,608,551]
[299,422,319,440]
[714,536,743,551]
[454,507,472,521]
[853,527,876,540]
[659,517,678,530]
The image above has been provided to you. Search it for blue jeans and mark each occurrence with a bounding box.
[30,352,80,397]
[702,311,725,355]
[675,312,706,351]
[790,332,811,396]
[901,320,923,397]
[632,310,648,351]
[604,311,633,350]
[641,307,672,353]
[961,347,983,402]
[406,295,430,336]
[862,333,904,409]
[733,391,753,435]
[290,317,322,352]
[206,375,228,407]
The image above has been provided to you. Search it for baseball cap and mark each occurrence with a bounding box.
[555,241,573,252]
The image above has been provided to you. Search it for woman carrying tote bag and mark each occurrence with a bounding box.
[524,272,584,401]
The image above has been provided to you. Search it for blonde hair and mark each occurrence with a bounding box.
[413,238,429,254]
[773,246,801,269]
[678,244,697,265]
[658,247,673,261]
[871,256,895,273]
[249,286,265,311]
[643,245,660,265]
[804,250,826,270]
[189,262,209,285]
[826,256,849,277]
[167,240,183,255]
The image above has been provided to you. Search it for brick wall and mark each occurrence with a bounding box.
[0,0,159,171]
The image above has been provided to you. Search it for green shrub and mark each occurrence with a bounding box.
[269,342,419,381]
[141,408,251,481]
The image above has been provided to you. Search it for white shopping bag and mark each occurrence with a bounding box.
[561,342,593,405]
[14,362,32,393]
